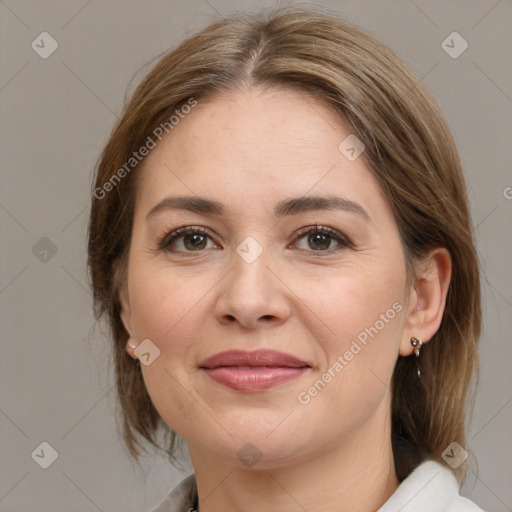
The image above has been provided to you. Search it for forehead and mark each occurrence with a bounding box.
[135,86,389,221]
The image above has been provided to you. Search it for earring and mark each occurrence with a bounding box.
[410,337,423,357]
[126,340,140,368]
[410,337,423,379]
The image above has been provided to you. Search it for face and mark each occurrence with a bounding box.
[120,87,413,469]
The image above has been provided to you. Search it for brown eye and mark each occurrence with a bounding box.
[182,232,208,250]
[159,227,215,252]
[306,232,331,250]
[293,225,350,254]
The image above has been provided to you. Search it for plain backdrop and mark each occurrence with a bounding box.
[0,1,511,511]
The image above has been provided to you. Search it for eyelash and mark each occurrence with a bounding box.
[156,224,352,256]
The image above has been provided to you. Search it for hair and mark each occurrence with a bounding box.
[87,6,481,484]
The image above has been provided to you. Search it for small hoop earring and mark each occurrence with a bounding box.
[410,337,423,379]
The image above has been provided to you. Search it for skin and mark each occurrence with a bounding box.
[120,86,451,512]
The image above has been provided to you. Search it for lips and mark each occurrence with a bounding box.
[198,349,310,369]
[199,350,311,392]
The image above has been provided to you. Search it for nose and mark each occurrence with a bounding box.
[214,246,292,330]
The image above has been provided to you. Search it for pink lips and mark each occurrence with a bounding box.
[199,349,310,392]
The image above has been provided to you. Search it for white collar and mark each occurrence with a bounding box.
[377,459,484,512]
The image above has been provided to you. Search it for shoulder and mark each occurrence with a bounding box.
[378,459,485,512]
[150,473,197,512]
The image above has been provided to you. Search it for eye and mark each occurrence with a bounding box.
[158,226,217,253]
[291,224,351,254]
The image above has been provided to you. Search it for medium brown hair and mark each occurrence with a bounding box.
[87,6,481,483]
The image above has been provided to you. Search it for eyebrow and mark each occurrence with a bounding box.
[145,194,371,222]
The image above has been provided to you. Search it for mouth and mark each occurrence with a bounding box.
[198,349,311,392]
[198,349,310,369]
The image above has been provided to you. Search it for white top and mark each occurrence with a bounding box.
[150,458,485,512]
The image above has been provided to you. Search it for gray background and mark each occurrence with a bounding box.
[0,0,511,511]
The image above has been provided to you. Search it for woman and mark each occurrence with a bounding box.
[87,7,484,511]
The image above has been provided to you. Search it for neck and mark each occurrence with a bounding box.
[188,401,400,512]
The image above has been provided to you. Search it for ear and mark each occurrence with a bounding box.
[399,247,452,356]
[115,260,138,358]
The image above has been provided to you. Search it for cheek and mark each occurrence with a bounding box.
[305,258,406,396]
[128,262,204,344]
[127,265,211,437]
[296,277,404,433]
[304,261,404,346]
